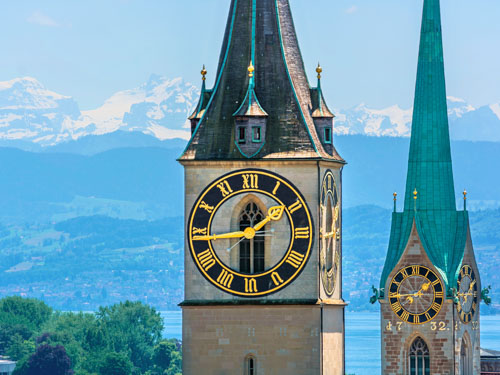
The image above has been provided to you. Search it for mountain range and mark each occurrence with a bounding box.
[1,76,500,147]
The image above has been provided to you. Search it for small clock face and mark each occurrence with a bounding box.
[188,169,313,297]
[457,265,478,324]
[389,265,444,324]
[320,170,340,296]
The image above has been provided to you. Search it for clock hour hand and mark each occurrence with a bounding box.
[252,205,285,232]
[193,231,245,241]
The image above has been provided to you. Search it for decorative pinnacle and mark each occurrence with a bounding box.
[413,189,418,200]
[248,61,255,78]
[201,65,207,81]
[393,192,398,201]
[463,190,467,200]
[316,63,322,80]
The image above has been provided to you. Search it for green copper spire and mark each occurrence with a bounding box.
[404,0,455,212]
[379,0,469,294]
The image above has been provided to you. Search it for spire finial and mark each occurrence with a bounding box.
[316,63,322,80]
[413,189,418,211]
[248,61,255,78]
[463,189,468,210]
[201,65,207,81]
[393,192,398,213]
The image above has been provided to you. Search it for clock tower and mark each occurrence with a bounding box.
[179,0,346,374]
[378,0,482,374]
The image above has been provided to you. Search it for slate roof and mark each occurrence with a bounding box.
[180,0,343,161]
[380,0,469,293]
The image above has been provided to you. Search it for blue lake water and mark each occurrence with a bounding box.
[161,311,500,375]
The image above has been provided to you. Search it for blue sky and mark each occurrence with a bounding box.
[0,0,499,110]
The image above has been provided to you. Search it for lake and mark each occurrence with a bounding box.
[161,311,500,375]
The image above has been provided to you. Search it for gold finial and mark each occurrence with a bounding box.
[463,190,467,200]
[316,63,322,79]
[413,189,418,200]
[393,192,398,201]
[201,65,207,81]
[248,61,255,78]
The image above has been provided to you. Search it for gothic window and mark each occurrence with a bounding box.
[409,337,430,375]
[238,127,247,144]
[245,355,256,375]
[252,126,262,143]
[239,203,265,274]
[460,338,472,375]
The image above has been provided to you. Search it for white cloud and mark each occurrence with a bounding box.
[346,5,358,14]
[27,11,59,27]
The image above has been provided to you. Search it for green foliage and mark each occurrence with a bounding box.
[99,352,132,375]
[0,297,181,375]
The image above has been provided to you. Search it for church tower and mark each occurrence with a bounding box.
[179,0,346,374]
[378,0,482,374]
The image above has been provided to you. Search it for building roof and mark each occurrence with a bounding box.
[481,348,500,359]
[380,0,468,292]
[180,0,343,162]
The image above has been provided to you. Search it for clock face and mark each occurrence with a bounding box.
[389,265,444,324]
[188,169,314,297]
[457,264,478,324]
[320,170,340,296]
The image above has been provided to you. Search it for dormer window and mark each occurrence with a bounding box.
[324,127,332,144]
[238,127,246,144]
[252,127,262,143]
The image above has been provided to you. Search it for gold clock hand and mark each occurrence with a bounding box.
[193,231,245,241]
[252,205,285,232]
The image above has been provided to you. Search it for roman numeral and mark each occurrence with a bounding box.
[242,174,259,189]
[401,269,409,279]
[286,251,305,268]
[192,227,208,235]
[288,200,303,214]
[425,312,432,321]
[217,269,234,288]
[294,227,310,239]
[435,291,444,299]
[400,311,410,322]
[199,201,214,214]
[272,181,281,195]
[432,279,440,286]
[412,266,420,276]
[217,180,233,197]
[197,249,216,271]
[271,272,284,286]
[431,302,441,312]
[389,292,398,298]
[245,278,258,293]
[391,302,402,313]
[414,315,420,324]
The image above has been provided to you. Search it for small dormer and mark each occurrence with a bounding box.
[310,64,335,155]
[233,62,268,158]
[188,65,213,134]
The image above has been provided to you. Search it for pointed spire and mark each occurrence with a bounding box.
[189,65,212,122]
[404,0,455,212]
[311,63,334,119]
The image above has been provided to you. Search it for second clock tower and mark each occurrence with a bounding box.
[179,0,346,374]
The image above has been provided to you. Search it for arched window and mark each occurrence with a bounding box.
[245,355,256,375]
[460,338,471,375]
[409,337,430,375]
[239,203,265,274]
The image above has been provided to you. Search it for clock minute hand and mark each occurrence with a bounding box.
[252,205,285,232]
[193,231,245,241]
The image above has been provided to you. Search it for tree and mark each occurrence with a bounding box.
[0,297,52,330]
[99,352,132,375]
[26,344,74,375]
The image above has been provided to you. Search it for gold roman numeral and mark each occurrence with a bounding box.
[432,279,440,286]
[217,269,234,288]
[431,302,441,312]
[245,278,258,293]
[435,291,444,299]
[401,311,410,321]
[288,200,303,214]
[272,181,281,195]
[401,269,409,279]
[242,174,259,189]
[391,302,402,313]
[286,251,305,268]
[412,266,420,276]
[294,227,310,239]
[199,201,214,214]
[425,312,432,321]
[217,180,233,197]
[271,272,284,286]
[414,315,420,324]
[197,249,215,271]
[192,227,208,235]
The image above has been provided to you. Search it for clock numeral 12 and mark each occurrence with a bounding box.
[242,174,259,189]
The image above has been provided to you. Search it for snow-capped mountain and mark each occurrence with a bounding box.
[1,75,500,146]
[0,75,198,146]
